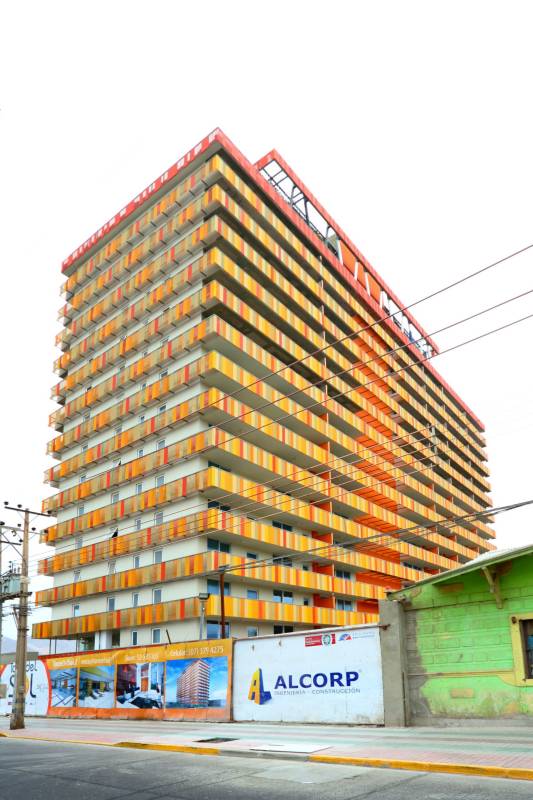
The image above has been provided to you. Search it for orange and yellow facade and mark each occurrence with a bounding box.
[34,129,493,649]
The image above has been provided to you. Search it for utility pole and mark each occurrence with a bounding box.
[219,568,227,640]
[10,509,29,730]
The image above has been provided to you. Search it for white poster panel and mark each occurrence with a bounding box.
[0,660,50,716]
[233,626,384,724]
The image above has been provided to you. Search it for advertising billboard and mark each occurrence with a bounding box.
[0,638,232,721]
[233,626,384,724]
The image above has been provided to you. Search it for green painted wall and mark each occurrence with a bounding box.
[395,553,533,720]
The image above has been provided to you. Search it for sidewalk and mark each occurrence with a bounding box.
[2,717,533,781]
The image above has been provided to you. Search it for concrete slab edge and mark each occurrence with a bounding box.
[3,733,533,782]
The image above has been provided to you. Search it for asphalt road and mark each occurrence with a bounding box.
[2,739,533,800]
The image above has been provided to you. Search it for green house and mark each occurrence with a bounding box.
[382,544,533,724]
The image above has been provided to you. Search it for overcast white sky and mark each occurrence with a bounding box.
[1,1,533,641]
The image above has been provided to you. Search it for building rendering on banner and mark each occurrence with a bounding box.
[176,659,210,707]
[33,128,494,650]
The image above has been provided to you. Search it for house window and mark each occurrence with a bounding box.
[247,589,258,600]
[273,590,293,604]
[206,621,230,639]
[154,511,164,525]
[77,505,84,517]
[246,552,257,561]
[115,425,122,435]
[155,475,165,488]
[521,619,533,678]
[135,482,143,495]
[335,598,353,611]
[157,439,166,450]
[72,604,80,617]
[141,382,147,390]
[207,538,230,554]
[132,592,139,608]
[83,412,90,422]
[134,517,142,531]
[274,625,293,635]
[159,404,166,413]
[207,579,230,596]
[133,555,140,569]
[153,549,163,564]
[247,627,258,638]
[207,500,231,511]
[131,630,138,646]
[75,536,83,550]
[107,597,116,612]
[79,473,87,483]
[273,555,292,567]
[82,444,88,453]
[111,491,119,504]
[108,560,116,575]
[73,570,81,583]
[137,448,144,458]
[159,370,168,379]
[151,628,161,645]
[335,569,352,581]
[273,521,293,532]
[153,588,162,604]
[111,630,120,647]
[139,415,145,424]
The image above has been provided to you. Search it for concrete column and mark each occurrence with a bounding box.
[379,599,410,727]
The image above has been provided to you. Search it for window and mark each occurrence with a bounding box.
[77,505,85,517]
[115,425,122,435]
[79,473,87,483]
[273,555,292,567]
[72,604,80,617]
[157,439,166,450]
[108,560,116,575]
[131,630,138,646]
[111,491,119,504]
[273,521,293,532]
[207,538,230,554]
[137,448,144,458]
[133,555,140,569]
[160,370,168,379]
[141,382,147,390]
[274,625,293,635]
[159,404,166,413]
[155,475,165,488]
[246,552,257,560]
[138,415,145,424]
[75,536,83,550]
[82,444,88,453]
[73,570,81,583]
[521,619,533,678]
[247,627,258,638]
[336,598,353,611]
[303,598,310,606]
[247,589,258,600]
[153,549,163,564]
[111,630,120,647]
[207,461,231,473]
[132,592,139,608]
[335,569,352,581]
[134,517,142,531]
[153,588,162,604]
[206,621,231,639]
[154,511,164,525]
[151,628,161,645]
[273,590,293,604]
[207,579,230,596]
[83,412,90,422]
[135,482,143,495]
[207,500,231,511]
[107,597,116,612]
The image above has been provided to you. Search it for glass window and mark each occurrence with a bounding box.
[115,426,122,435]
[134,517,142,531]
[77,505,84,517]
[135,482,143,495]
[274,625,293,635]
[273,555,292,567]
[131,630,138,646]
[159,405,166,413]
[151,628,161,645]
[107,597,116,612]
[207,579,230,596]
[108,560,116,575]
[335,569,352,581]
[75,536,83,550]
[206,621,230,639]
[72,604,80,617]
[521,619,533,678]
[335,598,353,611]
[157,440,166,450]
[155,475,165,488]
[153,549,163,564]
[207,538,230,554]
[139,415,145,424]
[79,473,87,483]
[82,444,88,453]
[247,627,258,638]
[111,492,119,504]
[246,552,257,560]
[133,555,140,569]
[153,588,162,604]
[73,570,81,583]
[273,590,293,604]
[273,521,293,532]
[159,371,168,379]
[132,592,139,608]
[111,630,120,647]
[137,448,144,458]
[247,589,258,600]
[154,511,164,526]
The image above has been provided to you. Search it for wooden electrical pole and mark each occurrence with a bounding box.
[10,509,29,730]
[219,569,226,639]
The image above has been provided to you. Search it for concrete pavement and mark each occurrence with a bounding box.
[2,717,533,781]
[3,738,533,800]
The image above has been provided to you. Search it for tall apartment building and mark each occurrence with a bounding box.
[176,660,210,707]
[33,129,494,650]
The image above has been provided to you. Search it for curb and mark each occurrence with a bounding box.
[3,733,533,782]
